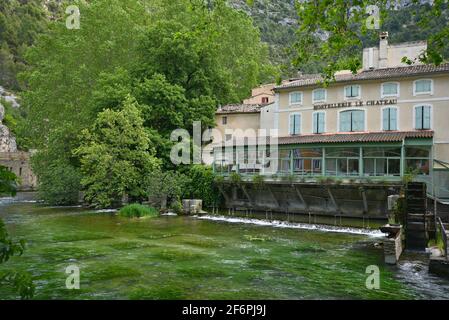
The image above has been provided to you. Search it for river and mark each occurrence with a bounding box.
[1,201,448,299]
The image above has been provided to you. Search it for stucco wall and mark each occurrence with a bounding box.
[213,113,260,144]
[276,74,449,163]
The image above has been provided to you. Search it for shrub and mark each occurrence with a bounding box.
[169,198,184,214]
[230,172,242,185]
[119,204,159,218]
[32,158,82,206]
[252,174,265,189]
[184,165,221,207]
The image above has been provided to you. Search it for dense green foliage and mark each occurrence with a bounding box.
[118,204,159,218]
[145,168,189,210]
[294,1,449,82]
[75,97,160,208]
[32,157,82,206]
[183,165,221,207]
[20,0,270,206]
[0,166,34,299]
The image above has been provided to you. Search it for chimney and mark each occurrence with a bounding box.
[379,32,388,68]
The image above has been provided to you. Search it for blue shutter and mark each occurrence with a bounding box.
[289,114,295,134]
[313,113,318,133]
[318,113,325,133]
[423,106,431,129]
[353,110,365,131]
[390,108,397,130]
[415,107,423,129]
[382,109,389,130]
[340,111,351,131]
[295,114,301,134]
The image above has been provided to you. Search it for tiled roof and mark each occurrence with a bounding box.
[215,103,272,114]
[277,131,434,145]
[275,63,449,90]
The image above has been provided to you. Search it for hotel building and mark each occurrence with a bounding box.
[213,33,449,206]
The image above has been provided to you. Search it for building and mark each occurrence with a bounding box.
[242,83,276,105]
[0,102,36,191]
[213,33,449,213]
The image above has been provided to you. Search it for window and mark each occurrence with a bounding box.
[289,113,301,135]
[292,148,323,175]
[225,134,232,141]
[312,89,326,103]
[339,110,365,132]
[414,105,431,130]
[222,116,227,125]
[382,107,398,131]
[279,150,291,173]
[262,97,269,104]
[414,79,433,95]
[325,148,360,176]
[344,85,361,99]
[289,92,303,105]
[363,147,401,177]
[381,82,399,97]
[405,146,430,175]
[313,112,325,134]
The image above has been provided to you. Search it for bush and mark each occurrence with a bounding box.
[252,174,265,189]
[119,204,159,218]
[32,158,82,206]
[184,165,221,207]
[169,198,183,214]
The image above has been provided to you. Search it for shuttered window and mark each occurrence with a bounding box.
[344,85,360,99]
[340,110,365,132]
[382,107,398,131]
[313,112,325,134]
[414,80,432,95]
[289,114,301,135]
[415,105,431,130]
[382,83,399,97]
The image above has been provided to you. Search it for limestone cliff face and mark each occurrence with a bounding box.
[0,103,18,153]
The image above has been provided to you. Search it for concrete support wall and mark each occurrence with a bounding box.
[383,228,403,265]
[220,182,400,218]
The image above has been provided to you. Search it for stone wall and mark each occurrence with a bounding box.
[383,227,403,265]
[0,152,37,191]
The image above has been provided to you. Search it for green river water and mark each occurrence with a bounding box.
[1,201,449,300]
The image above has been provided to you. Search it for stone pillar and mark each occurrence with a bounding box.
[380,225,403,265]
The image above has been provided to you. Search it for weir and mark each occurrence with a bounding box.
[217,180,402,219]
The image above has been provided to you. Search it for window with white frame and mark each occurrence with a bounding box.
[415,105,431,130]
[312,89,326,103]
[289,113,301,135]
[381,82,399,97]
[344,85,361,99]
[313,112,325,134]
[289,92,303,105]
[414,79,433,95]
[340,109,365,132]
[382,107,398,131]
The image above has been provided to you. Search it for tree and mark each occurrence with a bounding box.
[145,169,189,209]
[75,96,161,208]
[294,1,449,83]
[183,165,221,207]
[0,165,34,299]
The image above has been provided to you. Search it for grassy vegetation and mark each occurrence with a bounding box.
[118,204,159,218]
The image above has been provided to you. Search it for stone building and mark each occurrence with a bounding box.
[0,103,36,191]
